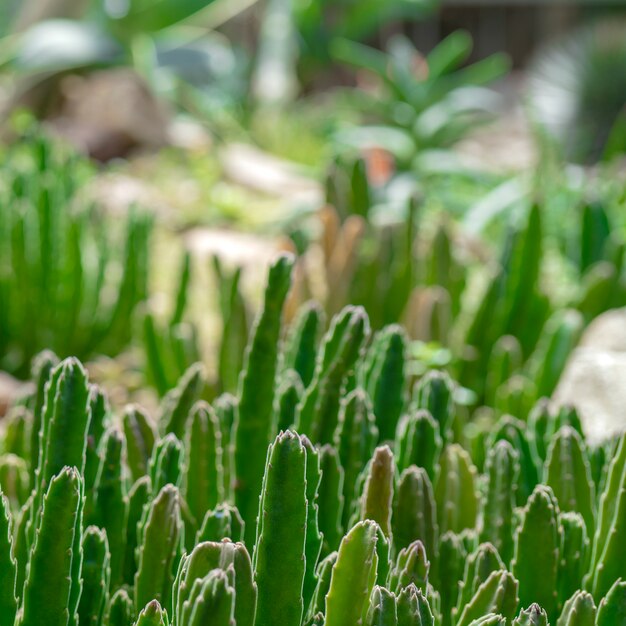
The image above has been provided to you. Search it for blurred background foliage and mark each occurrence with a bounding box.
[0,0,625,415]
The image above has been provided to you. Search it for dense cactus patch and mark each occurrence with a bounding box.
[1,255,626,626]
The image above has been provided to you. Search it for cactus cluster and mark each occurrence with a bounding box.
[2,253,626,626]
[0,128,152,377]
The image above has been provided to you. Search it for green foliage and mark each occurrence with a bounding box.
[0,129,151,377]
[4,247,626,626]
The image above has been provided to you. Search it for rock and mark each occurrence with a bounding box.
[553,307,626,444]
[220,143,322,204]
[52,69,169,161]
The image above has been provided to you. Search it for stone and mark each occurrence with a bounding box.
[553,307,626,444]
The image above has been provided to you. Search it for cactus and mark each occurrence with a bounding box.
[124,476,152,585]
[213,256,249,396]
[360,446,395,538]
[149,435,185,493]
[392,466,438,561]
[485,335,523,406]
[396,584,435,626]
[317,444,344,557]
[558,512,588,609]
[0,494,17,626]
[367,586,398,626]
[588,433,626,600]
[513,604,549,626]
[234,254,294,545]
[557,590,596,626]
[513,485,560,620]
[325,520,380,626]
[134,484,183,612]
[213,393,237,500]
[28,350,59,488]
[455,543,505,616]
[437,532,467,626]
[253,431,308,626]
[488,416,539,505]
[480,441,519,565]
[282,300,324,388]
[108,589,134,626]
[544,426,595,536]
[91,428,128,587]
[526,309,584,399]
[334,388,378,527]
[435,444,479,534]
[78,526,110,626]
[307,552,338,620]
[83,386,110,511]
[299,438,323,612]
[135,600,168,626]
[455,570,519,626]
[296,305,370,444]
[34,358,91,519]
[360,325,407,441]
[596,578,626,626]
[123,405,157,483]
[185,402,223,525]
[160,363,206,439]
[395,410,442,482]
[467,616,506,626]
[195,504,245,544]
[172,540,256,626]
[20,467,83,626]
[413,371,454,441]
[388,540,429,593]
[274,370,304,433]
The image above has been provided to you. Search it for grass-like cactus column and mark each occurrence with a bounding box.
[78,526,110,626]
[32,357,91,524]
[296,306,370,444]
[134,484,183,613]
[135,600,168,626]
[596,579,626,625]
[334,389,378,528]
[513,604,548,625]
[435,444,478,534]
[184,401,223,526]
[20,466,82,626]
[234,254,294,545]
[28,350,58,490]
[360,445,395,538]
[107,589,134,626]
[396,584,434,625]
[454,570,518,626]
[91,428,128,588]
[366,586,397,625]
[160,363,206,439]
[480,441,519,565]
[455,544,505,618]
[123,405,157,483]
[544,426,595,536]
[0,494,17,626]
[587,433,626,600]
[360,325,407,442]
[558,590,596,626]
[395,410,441,482]
[253,430,307,626]
[325,520,380,626]
[513,485,560,621]
[393,466,438,561]
[282,300,324,388]
[317,444,344,557]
